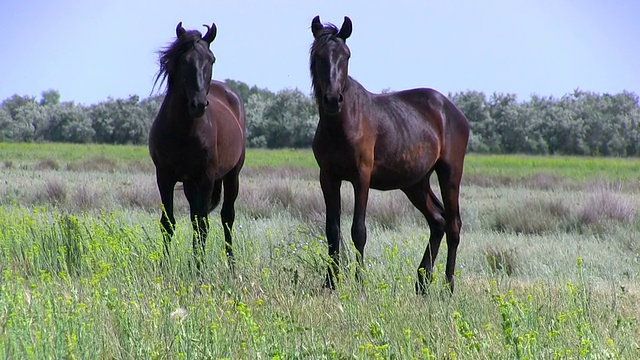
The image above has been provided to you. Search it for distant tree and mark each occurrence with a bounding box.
[0,108,13,141]
[1,82,638,154]
[225,79,252,104]
[245,89,317,148]
[140,94,163,123]
[90,95,150,144]
[450,90,498,153]
[1,94,37,119]
[45,102,94,143]
[245,92,272,147]
[225,79,276,107]
[40,89,61,106]
[263,89,317,147]
[11,102,48,142]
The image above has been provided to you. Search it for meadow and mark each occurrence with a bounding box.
[0,142,639,359]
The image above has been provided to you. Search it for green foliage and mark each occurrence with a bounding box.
[2,83,638,154]
[90,95,149,144]
[246,88,317,148]
[451,89,640,156]
[40,89,61,106]
[45,102,95,143]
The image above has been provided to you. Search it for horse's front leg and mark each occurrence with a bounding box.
[351,172,371,283]
[320,169,342,289]
[184,180,213,272]
[221,166,241,269]
[156,171,176,257]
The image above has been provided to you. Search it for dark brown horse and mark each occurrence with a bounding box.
[149,22,246,269]
[309,16,470,293]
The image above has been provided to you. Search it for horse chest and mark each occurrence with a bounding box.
[158,136,210,179]
[314,139,362,179]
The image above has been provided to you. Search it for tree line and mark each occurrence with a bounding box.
[1,81,638,156]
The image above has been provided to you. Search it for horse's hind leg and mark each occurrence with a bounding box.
[402,178,445,294]
[434,160,463,293]
[221,166,241,264]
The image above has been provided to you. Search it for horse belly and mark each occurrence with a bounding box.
[370,143,437,190]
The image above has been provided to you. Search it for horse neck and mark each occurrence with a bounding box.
[318,77,366,128]
[159,85,196,129]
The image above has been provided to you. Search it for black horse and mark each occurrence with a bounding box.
[149,22,246,269]
[309,16,470,293]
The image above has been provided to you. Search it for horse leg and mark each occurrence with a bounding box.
[435,161,463,293]
[209,179,223,212]
[402,180,445,294]
[351,173,371,284]
[221,169,240,267]
[183,180,213,272]
[156,171,176,257]
[320,169,342,289]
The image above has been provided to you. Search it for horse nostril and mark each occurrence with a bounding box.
[205,100,210,107]
[338,94,344,104]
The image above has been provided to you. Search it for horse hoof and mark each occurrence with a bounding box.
[415,281,428,296]
[323,275,336,290]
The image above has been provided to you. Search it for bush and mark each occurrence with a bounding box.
[492,198,570,235]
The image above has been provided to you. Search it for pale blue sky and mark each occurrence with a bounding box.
[1,0,638,104]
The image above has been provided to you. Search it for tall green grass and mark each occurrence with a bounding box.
[0,206,638,358]
[1,143,639,358]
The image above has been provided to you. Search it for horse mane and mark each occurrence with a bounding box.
[153,30,204,93]
[309,23,340,104]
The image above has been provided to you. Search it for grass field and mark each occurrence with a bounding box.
[1,143,639,358]
[3,142,640,181]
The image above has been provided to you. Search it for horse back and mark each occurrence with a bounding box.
[381,88,470,157]
[316,86,469,189]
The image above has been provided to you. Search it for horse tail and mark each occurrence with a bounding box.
[208,180,223,213]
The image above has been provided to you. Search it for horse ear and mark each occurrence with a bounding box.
[202,23,217,44]
[337,16,352,41]
[311,15,323,38]
[176,22,186,38]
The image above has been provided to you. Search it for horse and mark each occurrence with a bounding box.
[149,22,246,270]
[309,16,470,293]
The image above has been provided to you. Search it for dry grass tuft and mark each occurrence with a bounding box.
[524,173,568,190]
[36,158,60,171]
[484,246,517,276]
[125,160,155,174]
[71,184,102,211]
[119,184,158,211]
[238,183,277,220]
[463,173,515,188]
[241,167,317,181]
[36,177,67,204]
[288,188,325,225]
[367,192,419,230]
[578,189,636,225]
[67,156,118,173]
[492,197,571,235]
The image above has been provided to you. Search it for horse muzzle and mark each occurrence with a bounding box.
[188,100,209,118]
[322,93,344,115]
